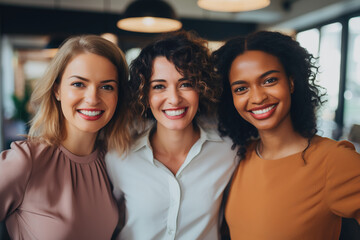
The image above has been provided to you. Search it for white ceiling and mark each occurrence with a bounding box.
[1,0,360,31]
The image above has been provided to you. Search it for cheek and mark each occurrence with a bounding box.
[61,88,80,105]
[232,95,249,119]
[148,94,162,109]
[232,94,243,112]
[108,95,118,113]
[190,92,199,107]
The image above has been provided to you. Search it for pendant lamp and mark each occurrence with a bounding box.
[117,0,182,33]
[197,0,270,12]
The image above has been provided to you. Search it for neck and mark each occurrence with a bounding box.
[151,123,200,156]
[257,117,308,160]
[61,131,98,156]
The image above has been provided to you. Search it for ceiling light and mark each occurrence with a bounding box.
[117,0,182,33]
[197,0,271,12]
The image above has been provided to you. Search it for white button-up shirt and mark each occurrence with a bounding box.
[106,125,237,240]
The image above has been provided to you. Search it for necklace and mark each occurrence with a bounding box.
[255,141,263,159]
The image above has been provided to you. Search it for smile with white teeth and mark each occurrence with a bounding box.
[164,108,186,116]
[78,110,102,116]
[251,105,276,115]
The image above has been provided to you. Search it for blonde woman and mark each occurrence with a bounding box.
[0,35,130,239]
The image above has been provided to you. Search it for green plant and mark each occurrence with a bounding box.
[11,82,31,123]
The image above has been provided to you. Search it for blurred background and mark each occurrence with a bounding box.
[1,1,360,239]
[0,0,360,152]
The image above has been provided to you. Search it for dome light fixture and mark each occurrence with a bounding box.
[117,0,182,33]
[197,0,270,12]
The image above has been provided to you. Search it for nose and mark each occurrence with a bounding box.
[167,87,182,105]
[84,86,100,105]
[249,86,267,104]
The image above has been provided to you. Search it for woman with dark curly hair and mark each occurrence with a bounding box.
[106,30,237,239]
[212,31,360,239]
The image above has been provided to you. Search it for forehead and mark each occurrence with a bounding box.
[63,52,117,77]
[150,56,183,80]
[66,52,110,67]
[230,50,283,76]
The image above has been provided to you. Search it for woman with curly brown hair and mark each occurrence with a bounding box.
[212,30,360,239]
[106,30,237,240]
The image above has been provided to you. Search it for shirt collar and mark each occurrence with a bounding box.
[132,123,223,153]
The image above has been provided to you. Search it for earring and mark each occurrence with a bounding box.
[56,97,60,101]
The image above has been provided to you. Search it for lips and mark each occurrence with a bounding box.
[77,109,104,120]
[249,104,277,120]
[163,107,187,119]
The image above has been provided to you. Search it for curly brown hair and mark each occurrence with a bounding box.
[129,30,221,126]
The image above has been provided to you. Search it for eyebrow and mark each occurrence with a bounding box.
[230,70,280,87]
[260,70,280,78]
[149,78,188,84]
[69,75,118,84]
[149,79,166,84]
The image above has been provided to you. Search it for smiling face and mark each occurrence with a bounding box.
[229,50,294,132]
[148,56,199,132]
[55,52,118,138]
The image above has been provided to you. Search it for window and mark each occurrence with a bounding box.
[344,17,360,132]
[317,23,343,137]
[297,23,342,138]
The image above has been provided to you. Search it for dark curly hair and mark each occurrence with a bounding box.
[129,30,221,128]
[212,31,326,159]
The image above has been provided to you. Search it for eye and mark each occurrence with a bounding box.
[180,82,193,88]
[101,85,115,91]
[264,77,278,85]
[71,82,84,88]
[152,84,165,90]
[234,86,248,94]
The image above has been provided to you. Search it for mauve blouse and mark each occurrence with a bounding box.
[0,140,118,240]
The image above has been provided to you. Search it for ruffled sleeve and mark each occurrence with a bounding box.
[0,141,33,220]
[324,140,360,224]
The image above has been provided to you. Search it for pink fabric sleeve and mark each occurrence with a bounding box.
[325,140,360,224]
[0,141,33,220]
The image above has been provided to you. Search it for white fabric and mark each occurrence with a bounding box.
[106,125,237,240]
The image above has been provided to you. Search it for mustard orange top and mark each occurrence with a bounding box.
[0,140,118,240]
[226,136,360,240]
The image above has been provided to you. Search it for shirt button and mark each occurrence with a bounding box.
[168,229,174,235]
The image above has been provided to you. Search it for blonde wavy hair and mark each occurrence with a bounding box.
[28,35,131,154]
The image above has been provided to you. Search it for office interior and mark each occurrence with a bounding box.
[1,0,360,151]
[0,0,360,238]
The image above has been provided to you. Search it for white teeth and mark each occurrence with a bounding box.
[79,110,102,116]
[165,109,185,116]
[252,105,275,115]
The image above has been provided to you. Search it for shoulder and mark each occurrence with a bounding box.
[310,136,357,155]
[4,140,54,159]
[198,126,239,164]
[310,136,360,169]
[105,149,127,165]
[200,125,228,142]
[199,126,237,156]
[1,140,32,165]
[0,140,36,183]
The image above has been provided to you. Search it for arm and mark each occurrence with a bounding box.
[105,151,126,239]
[0,141,33,220]
[325,140,360,224]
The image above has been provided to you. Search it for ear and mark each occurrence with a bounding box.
[289,77,294,94]
[53,83,60,101]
